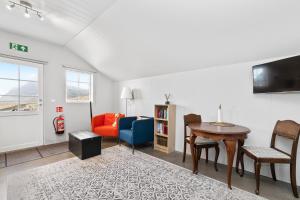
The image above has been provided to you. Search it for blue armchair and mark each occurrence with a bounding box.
[118,117,154,153]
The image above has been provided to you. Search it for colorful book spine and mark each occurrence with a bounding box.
[162,123,167,134]
[156,108,169,119]
[157,122,168,134]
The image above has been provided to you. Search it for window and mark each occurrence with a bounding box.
[65,69,93,103]
[0,60,39,112]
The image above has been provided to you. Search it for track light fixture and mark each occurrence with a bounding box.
[6,2,15,10]
[24,8,30,18]
[37,12,44,21]
[6,0,44,21]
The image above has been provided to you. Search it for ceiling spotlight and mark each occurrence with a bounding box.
[24,8,30,18]
[6,3,15,10]
[7,1,44,21]
[37,12,44,21]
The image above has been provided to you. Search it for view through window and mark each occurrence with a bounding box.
[0,60,39,112]
[65,69,93,103]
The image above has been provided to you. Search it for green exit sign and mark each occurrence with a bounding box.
[9,42,28,52]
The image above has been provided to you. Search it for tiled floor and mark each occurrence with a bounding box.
[6,148,42,167]
[0,139,298,200]
[37,142,69,157]
[1,142,69,168]
[0,153,5,168]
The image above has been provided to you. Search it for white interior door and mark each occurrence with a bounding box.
[0,57,43,152]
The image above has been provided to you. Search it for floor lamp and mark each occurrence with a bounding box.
[121,86,133,116]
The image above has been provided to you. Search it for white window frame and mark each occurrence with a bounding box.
[65,69,94,103]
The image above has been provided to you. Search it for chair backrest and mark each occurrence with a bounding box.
[184,114,201,139]
[104,113,125,126]
[271,120,300,160]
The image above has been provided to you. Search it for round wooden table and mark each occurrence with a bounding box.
[188,122,250,189]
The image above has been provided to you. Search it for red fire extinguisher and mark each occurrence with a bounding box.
[53,106,64,134]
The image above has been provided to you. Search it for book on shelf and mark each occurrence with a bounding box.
[157,122,168,135]
[156,108,168,119]
[157,136,167,146]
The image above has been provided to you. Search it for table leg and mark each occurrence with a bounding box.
[224,139,237,189]
[235,139,244,174]
[190,133,198,174]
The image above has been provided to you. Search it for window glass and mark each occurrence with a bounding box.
[19,97,38,111]
[20,66,38,81]
[0,79,19,96]
[66,71,78,82]
[20,81,38,96]
[66,81,79,101]
[78,83,90,100]
[0,96,18,112]
[79,73,90,83]
[0,62,18,79]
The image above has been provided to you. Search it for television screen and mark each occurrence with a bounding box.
[253,56,300,93]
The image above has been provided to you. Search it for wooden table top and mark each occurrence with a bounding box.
[188,122,251,135]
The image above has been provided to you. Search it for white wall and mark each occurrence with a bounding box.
[114,56,300,184]
[0,29,114,152]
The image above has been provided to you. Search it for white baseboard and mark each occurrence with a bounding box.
[44,138,68,146]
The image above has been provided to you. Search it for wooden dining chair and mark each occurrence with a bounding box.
[183,114,220,171]
[239,120,300,197]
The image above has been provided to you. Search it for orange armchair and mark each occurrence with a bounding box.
[91,113,125,137]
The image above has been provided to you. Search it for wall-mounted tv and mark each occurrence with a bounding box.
[253,55,300,93]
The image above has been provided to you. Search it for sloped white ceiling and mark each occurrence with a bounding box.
[1,0,300,80]
[0,0,117,45]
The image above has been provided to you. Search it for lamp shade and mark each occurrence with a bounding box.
[121,86,132,99]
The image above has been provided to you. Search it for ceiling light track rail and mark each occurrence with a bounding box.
[6,0,44,21]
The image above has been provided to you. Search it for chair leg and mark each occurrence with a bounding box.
[290,162,299,198]
[236,139,244,174]
[214,145,219,171]
[183,142,187,162]
[197,148,202,161]
[205,148,208,163]
[255,161,261,195]
[118,137,121,145]
[132,144,134,154]
[270,163,277,181]
[239,150,245,177]
[195,148,199,170]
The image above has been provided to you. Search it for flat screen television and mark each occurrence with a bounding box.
[253,55,300,93]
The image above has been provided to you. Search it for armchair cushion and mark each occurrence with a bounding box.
[119,129,133,144]
[242,146,290,160]
[94,126,118,137]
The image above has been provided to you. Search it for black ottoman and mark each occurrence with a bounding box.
[69,131,101,160]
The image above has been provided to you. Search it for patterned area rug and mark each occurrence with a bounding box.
[7,146,267,200]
